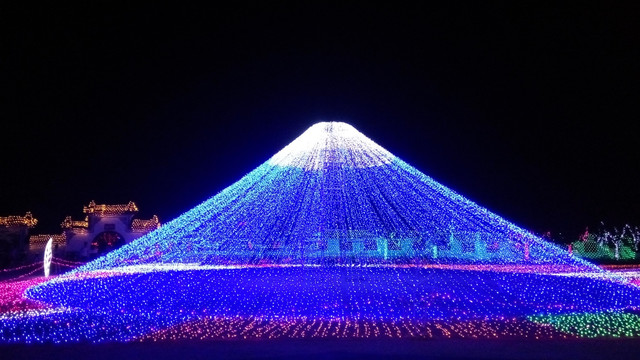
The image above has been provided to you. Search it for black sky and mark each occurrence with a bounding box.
[2,3,639,241]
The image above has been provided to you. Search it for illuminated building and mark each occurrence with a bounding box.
[0,212,37,267]
[29,201,160,260]
[28,234,66,258]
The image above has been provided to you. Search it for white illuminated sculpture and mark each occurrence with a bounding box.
[44,237,53,277]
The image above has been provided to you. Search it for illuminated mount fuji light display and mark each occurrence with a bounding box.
[36,122,607,268]
[13,122,640,342]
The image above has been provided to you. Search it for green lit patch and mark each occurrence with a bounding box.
[528,311,640,338]
[571,238,636,260]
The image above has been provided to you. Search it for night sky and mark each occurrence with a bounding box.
[2,3,639,242]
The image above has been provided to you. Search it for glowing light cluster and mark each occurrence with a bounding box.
[268,122,394,170]
[29,234,66,251]
[131,215,161,232]
[529,311,640,338]
[0,277,52,314]
[2,121,640,343]
[0,212,37,227]
[83,200,139,215]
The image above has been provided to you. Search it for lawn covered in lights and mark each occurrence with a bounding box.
[529,311,640,338]
[3,122,640,343]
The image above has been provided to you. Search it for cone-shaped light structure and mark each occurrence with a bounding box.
[56,122,599,269]
[23,122,640,342]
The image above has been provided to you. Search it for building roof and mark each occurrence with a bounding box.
[83,200,139,215]
[29,234,67,246]
[131,215,161,232]
[0,212,38,228]
[61,216,89,229]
